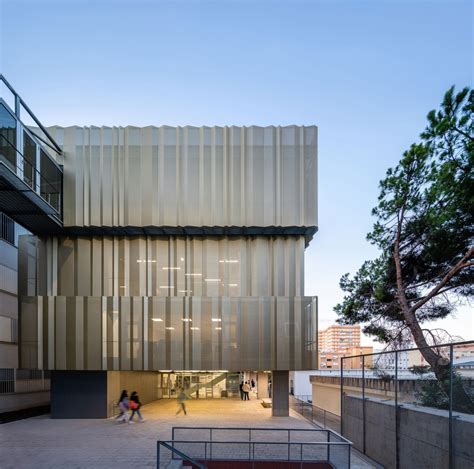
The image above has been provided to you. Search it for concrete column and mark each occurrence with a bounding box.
[272,370,289,417]
[257,372,269,399]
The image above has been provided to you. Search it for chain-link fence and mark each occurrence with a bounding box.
[340,340,474,469]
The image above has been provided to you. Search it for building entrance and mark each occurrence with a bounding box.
[158,372,240,399]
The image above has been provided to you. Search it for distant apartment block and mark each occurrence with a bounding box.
[318,325,372,369]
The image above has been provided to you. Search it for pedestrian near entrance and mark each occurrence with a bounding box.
[251,378,255,389]
[176,388,189,415]
[243,381,251,400]
[239,381,244,400]
[129,391,145,423]
[116,390,129,423]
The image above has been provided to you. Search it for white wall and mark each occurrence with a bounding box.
[290,371,314,397]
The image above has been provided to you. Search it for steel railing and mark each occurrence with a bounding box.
[290,395,341,433]
[166,426,352,468]
[0,212,15,245]
[157,441,205,468]
[0,74,62,156]
[0,368,51,394]
[339,340,474,469]
[0,133,62,215]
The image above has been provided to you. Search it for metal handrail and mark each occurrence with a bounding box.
[172,425,348,440]
[156,441,205,469]
[164,439,352,468]
[0,133,62,191]
[0,134,62,214]
[169,439,351,447]
[168,426,352,468]
[291,395,341,432]
[0,74,62,155]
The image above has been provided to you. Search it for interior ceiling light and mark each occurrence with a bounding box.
[178,290,192,293]
[152,318,163,322]
[185,273,202,276]
[204,278,221,282]
[215,327,222,330]
[180,257,184,262]
[190,327,200,330]
[211,318,222,322]
[159,286,172,289]
[181,318,192,322]
[162,267,181,270]
[228,284,238,287]
[165,326,175,330]
[219,259,239,263]
[137,259,156,263]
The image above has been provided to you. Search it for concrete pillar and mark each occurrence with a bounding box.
[257,372,269,399]
[272,370,289,417]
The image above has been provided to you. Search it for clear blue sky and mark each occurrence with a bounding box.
[1,0,472,344]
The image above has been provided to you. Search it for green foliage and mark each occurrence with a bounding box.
[414,373,474,414]
[335,86,474,343]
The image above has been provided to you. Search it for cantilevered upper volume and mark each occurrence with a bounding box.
[47,125,318,242]
[19,124,319,373]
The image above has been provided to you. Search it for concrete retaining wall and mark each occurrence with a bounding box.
[0,391,50,413]
[342,395,474,469]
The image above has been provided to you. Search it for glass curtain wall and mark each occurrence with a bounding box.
[158,372,240,399]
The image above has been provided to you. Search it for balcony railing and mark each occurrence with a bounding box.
[0,133,62,216]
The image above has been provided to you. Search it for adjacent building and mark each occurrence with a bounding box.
[318,325,372,369]
[0,76,318,418]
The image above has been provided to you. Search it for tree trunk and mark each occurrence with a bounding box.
[393,227,474,412]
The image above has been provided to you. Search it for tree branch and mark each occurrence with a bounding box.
[410,246,474,313]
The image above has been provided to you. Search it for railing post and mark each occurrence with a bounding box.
[327,430,330,462]
[340,357,344,435]
[13,368,16,393]
[449,343,454,469]
[15,94,21,119]
[395,350,399,469]
[156,441,160,468]
[362,355,366,454]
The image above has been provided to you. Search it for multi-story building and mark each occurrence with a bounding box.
[318,324,361,353]
[318,325,369,369]
[319,346,373,370]
[0,76,318,418]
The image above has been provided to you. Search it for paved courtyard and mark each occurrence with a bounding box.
[0,398,374,468]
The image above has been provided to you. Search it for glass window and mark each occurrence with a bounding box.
[0,316,15,342]
[40,149,62,213]
[23,131,36,188]
[0,103,17,170]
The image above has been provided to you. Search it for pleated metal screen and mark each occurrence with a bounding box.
[20,296,317,371]
[48,125,317,229]
[22,235,305,298]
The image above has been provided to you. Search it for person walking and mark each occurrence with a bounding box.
[239,381,244,400]
[116,390,129,423]
[129,391,145,423]
[243,381,251,400]
[176,388,189,415]
[251,378,255,389]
